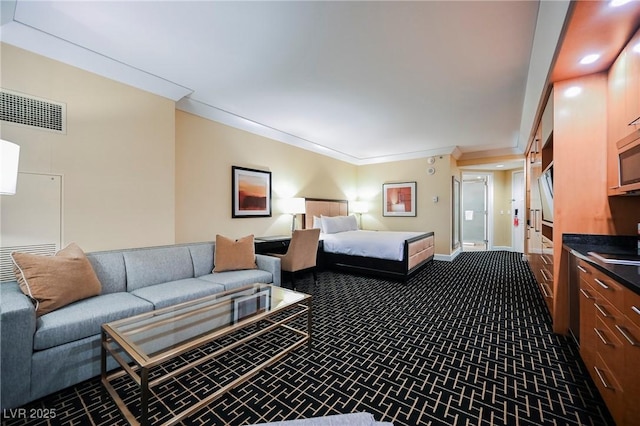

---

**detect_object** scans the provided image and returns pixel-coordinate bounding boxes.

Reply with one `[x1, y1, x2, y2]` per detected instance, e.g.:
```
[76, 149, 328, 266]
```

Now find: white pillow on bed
[321, 215, 358, 234]
[313, 216, 324, 232]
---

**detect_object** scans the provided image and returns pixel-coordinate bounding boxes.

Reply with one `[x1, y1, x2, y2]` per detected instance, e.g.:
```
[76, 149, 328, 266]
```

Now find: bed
[304, 198, 434, 281]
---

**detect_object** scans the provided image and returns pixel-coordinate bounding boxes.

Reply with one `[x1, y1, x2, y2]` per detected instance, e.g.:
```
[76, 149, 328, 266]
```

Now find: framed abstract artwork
[383, 182, 416, 216]
[232, 166, 272, 218]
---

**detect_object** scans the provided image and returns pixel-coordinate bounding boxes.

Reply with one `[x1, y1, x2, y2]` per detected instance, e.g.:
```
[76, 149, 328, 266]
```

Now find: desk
[254, 236, 290, 254]
[255, 236, 325, 269]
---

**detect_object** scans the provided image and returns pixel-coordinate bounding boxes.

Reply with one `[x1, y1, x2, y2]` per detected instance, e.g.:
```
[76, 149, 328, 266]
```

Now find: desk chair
[270, 228, 321, 289]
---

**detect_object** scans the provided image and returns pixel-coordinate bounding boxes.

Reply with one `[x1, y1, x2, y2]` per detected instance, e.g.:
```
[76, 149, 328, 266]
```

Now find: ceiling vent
[0, 89, 66, 134]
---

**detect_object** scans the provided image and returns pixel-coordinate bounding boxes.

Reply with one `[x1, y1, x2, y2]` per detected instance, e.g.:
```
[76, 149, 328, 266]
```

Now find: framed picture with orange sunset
[232, 166, 272, 218]
[383, 181, 416, 217]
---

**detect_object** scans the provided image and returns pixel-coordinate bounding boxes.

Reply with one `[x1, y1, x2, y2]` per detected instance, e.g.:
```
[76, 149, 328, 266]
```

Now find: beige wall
[357, 155, 458, 256]
[175, 110, 357, 243]
[1, 44, 176, 251]
[2, 44, 461, 256]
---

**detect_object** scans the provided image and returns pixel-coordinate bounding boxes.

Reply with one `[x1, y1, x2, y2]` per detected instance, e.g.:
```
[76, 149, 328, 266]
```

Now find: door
[462, 176, 488, 251]
[0, 172, 62, 282]
[512, 171, 525, 253]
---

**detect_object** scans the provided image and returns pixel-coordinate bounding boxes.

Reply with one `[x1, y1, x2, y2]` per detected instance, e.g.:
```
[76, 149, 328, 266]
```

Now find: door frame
[461, 172, 493, 250]
[511, 170, 525, 253]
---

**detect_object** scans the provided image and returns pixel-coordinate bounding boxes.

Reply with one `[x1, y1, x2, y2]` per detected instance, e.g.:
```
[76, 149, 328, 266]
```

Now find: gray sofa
[0, 241, 281, 410]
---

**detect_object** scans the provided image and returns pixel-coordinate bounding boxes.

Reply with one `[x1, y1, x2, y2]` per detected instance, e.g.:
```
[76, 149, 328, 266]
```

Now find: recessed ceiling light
[610, 0, 632, 7]
[633, 43, 640, 53]
[580, 54, 600, 65]
[496, 164, 504, 168]
[564, 86, 582, 98]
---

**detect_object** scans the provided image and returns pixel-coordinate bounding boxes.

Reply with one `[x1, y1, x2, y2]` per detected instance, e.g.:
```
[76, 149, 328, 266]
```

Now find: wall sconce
[282, 197, 306, 232]
[351, 200, 369, 229]
[1, 139, 20, 195]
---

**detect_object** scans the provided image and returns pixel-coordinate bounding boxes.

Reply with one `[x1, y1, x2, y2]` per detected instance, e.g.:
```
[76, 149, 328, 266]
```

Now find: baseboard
[434, 247, 462, 262]
[493, 246, 514, 251]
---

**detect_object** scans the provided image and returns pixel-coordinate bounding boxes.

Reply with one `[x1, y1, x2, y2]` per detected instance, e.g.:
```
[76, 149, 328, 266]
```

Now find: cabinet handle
[540, 283, 551, 298]
[593, 366, 615, 390]
[541, 256, 549, 265]
[577, 265, 588, 274]
[580, 288, 594, 300]
[540, 269, 550, 282]
[615, 325, 640, 346]
[594, 303, 611, 318]
[594, 328, 612, 346]
[632, 306, 640, 316]
[594, 278, 609, 290]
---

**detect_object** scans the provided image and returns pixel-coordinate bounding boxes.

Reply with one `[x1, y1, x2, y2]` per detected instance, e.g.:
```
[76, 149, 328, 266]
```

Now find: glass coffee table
[101, 284, 311, 426]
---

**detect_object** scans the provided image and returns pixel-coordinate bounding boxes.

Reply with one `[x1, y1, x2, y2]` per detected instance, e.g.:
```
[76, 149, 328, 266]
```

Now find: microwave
[617, 130, 640, 194]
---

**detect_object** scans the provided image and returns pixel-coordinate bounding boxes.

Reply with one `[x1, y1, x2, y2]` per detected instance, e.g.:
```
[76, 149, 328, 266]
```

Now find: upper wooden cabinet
[541, 93, 554, 148]
[608, 27, 640, 195]
[625, 29, 640, 128]
[609, 27, 640, 146]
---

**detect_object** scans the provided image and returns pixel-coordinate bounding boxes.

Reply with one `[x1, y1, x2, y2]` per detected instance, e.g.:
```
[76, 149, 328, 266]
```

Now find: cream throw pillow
[213, 234, 258, 272]
[11, 243, 102, 317]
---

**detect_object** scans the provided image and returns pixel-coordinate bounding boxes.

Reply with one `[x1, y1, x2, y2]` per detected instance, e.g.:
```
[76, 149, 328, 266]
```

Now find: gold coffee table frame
[101, 284, 311, 426]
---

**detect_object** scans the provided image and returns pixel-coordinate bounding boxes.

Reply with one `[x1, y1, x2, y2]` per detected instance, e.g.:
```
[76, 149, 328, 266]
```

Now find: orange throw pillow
[11, 243, 102, 317]
[213, 234, 257, 272]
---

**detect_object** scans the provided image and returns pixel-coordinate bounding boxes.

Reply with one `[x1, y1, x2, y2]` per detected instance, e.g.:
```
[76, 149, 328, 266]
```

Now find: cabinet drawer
[593, 353, 624, 424]
[593, 297, 622, 332]
[626, 289, 640, 329]
[576, 260, 625, 306]
[579, 279, 597, 366]
[594, 316, 625, 383]
[620, 317, 640, 424]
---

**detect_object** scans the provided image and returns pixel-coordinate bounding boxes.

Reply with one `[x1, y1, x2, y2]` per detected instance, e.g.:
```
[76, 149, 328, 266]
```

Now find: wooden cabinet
[609, 27, 640, 195]
[578, 274, 597, 367]
[576, 258, 640, 425]
[625, 29, 640, 128]
[526, 91, 554, 315]
[539, 237, 553, 311]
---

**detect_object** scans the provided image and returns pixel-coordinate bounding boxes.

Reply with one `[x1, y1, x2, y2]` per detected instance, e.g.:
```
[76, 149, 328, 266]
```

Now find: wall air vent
[0, 244, 57, 283]
[0, 89, 66, 134]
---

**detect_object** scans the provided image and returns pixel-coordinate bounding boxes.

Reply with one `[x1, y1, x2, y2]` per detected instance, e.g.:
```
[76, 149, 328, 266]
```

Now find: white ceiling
[0, 1, 570, 165]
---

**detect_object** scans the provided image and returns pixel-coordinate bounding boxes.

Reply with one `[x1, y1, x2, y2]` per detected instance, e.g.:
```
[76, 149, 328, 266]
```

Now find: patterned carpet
[2, 251, 614, 426]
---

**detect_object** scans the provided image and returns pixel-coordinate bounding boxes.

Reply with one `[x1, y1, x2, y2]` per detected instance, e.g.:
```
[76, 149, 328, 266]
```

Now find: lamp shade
[0, 140, 20, 195]
[282, 197, 306, 215]
[351, 201, 369, 214]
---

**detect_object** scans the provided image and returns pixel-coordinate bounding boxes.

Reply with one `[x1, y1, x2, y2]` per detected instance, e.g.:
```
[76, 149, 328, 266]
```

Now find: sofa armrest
[256, 254, 281, 287]
[1, 282, 36, 409]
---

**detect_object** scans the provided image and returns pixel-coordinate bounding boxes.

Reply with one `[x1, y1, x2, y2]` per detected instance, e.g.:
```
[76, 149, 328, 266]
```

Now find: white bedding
[321, 230, 425, 261]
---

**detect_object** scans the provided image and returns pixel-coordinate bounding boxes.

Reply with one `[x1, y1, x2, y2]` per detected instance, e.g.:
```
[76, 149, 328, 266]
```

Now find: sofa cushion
[12, 243, 102, 317]
[86, 251, 126, 294]
[124, 246, 194, 291]
[197, 269, 273, 291]
[213, 234, 257, 272]
[34, 292, 153, 350]
[188, 243, 215, 277]
[131, 278, 226, 309]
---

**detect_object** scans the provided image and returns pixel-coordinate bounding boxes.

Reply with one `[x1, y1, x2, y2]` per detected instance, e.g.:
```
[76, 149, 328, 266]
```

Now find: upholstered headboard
[304, 199, 349, 229]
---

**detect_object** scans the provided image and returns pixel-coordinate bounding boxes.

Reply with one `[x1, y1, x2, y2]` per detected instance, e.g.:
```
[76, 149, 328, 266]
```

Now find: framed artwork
[232, 166, 272, 218]
[383, 182, 416, 216]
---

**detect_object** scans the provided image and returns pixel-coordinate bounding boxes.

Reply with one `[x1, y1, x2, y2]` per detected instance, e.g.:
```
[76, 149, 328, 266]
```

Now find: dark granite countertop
[563, 234, 640, 295]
